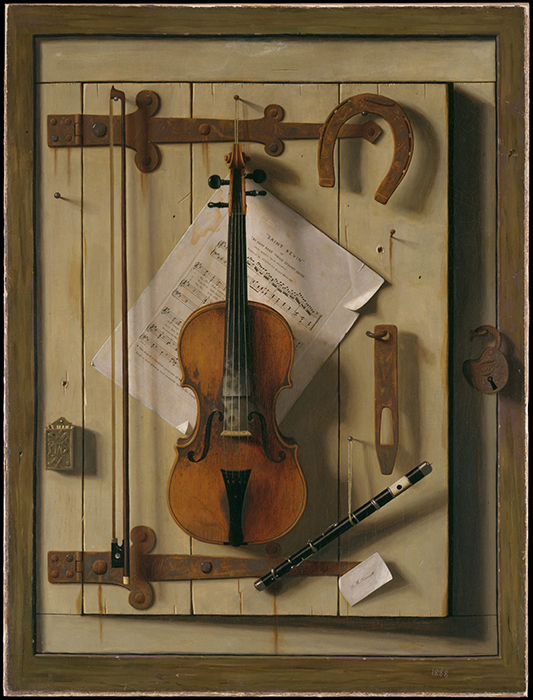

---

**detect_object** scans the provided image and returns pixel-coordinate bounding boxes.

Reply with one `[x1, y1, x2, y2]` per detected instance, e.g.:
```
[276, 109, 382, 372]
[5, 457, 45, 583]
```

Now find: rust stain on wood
[68, 257, 82, 323]
[97, 585, 104, 643]
[272, 593, 278, 655]
[201, 141, 210, 175]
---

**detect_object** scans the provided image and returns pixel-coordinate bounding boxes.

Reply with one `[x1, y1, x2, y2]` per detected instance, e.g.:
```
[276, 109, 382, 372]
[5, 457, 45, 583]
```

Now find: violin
[167, 144, 307, 546]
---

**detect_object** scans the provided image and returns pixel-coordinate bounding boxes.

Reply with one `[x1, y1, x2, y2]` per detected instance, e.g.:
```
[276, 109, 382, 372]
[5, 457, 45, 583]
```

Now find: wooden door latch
[367, 325, 399, 475]
[47, 90, 414, 202]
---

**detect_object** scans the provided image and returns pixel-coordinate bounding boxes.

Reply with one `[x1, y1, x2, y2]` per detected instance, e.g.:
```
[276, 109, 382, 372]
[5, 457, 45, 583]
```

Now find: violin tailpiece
[221, 469, 252, 547]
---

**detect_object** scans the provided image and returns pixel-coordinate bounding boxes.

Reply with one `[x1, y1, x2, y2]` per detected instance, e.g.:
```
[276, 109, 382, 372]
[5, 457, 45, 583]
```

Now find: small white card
[338, 552, 393, 606]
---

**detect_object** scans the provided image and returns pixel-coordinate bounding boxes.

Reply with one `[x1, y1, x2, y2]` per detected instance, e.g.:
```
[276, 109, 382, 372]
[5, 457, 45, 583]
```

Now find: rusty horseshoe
[318, 94, 414, 204]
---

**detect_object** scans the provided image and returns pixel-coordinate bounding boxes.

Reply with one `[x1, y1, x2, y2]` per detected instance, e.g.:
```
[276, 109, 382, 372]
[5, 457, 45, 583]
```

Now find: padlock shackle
[469, 324, 502, 350]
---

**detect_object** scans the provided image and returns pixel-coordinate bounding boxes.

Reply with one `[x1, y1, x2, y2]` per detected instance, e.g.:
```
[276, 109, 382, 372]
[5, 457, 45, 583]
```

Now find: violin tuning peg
[245, 190, 267, 197]
[208, 175, 230, 189]
[245, 169, 267, 184]
[208, 202, 229, 209]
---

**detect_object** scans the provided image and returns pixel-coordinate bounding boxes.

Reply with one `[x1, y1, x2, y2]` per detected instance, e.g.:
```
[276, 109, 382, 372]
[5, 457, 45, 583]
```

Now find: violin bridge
[222, 395, 253, 436]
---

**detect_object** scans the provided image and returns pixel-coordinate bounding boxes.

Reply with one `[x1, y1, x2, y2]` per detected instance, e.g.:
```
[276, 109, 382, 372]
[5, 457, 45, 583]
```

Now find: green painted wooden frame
[5, 4, 527, 695]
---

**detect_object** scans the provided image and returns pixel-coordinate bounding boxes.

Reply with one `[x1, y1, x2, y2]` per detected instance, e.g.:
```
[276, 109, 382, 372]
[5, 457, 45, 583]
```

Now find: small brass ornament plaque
[45, 417, 74, 471]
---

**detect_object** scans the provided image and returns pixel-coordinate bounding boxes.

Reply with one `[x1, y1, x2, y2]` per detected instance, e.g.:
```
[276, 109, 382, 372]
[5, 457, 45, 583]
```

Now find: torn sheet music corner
[92, 189, 384, 430]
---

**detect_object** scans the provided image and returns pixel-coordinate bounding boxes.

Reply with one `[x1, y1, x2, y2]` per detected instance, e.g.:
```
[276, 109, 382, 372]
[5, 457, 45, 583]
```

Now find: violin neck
[223, 167, 251, 407]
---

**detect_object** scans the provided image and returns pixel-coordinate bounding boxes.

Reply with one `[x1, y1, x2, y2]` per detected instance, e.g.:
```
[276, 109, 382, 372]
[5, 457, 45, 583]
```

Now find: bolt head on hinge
[92, 122, 107, 138]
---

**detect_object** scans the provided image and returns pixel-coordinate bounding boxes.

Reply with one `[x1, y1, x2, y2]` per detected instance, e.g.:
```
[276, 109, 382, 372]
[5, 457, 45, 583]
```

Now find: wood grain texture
[190, 81, 341, 617]
[36, 37, 496, 84]
[338, 82, 449, 618]
[81, 82, 193, 616]
[35, 83, 84, 616]
[37, 611, 497, 656]
[450, 83, 498, 617]
[5, 3, 526, 695]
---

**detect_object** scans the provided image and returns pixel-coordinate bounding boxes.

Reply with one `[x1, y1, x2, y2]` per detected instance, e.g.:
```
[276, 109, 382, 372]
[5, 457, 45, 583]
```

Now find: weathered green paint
[5, 3, 526, 694]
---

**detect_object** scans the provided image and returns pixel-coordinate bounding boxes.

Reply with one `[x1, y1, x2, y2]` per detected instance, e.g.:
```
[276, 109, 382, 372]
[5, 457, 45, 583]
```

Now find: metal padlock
[462, 325, 509, 394]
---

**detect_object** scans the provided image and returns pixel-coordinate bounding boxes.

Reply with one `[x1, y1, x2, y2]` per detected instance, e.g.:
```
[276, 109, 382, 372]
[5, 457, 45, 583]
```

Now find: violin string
[241, 170, 251, 478]
[237, 184, 242, 475]
[233, 170, 239, 466]
[235, 98, 249, 493]
[222, 160, 231, 477]
[234, 100, 242, 478]
[239, 169, 245, 477]
[243, 184, 250, 480]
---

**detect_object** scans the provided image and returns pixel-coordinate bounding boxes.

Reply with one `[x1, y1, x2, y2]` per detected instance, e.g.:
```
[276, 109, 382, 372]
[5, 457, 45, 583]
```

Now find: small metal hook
[366, 330, 389, 340]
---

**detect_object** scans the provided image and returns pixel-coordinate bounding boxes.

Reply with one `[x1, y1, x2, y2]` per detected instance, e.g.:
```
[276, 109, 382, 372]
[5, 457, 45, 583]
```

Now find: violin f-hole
[248, 411, 286, 463]
[187, 411, 223, 463]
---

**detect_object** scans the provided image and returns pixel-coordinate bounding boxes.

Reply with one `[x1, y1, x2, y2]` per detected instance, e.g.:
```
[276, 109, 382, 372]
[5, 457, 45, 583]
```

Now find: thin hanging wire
[234, 94, 239, 145]
[234, 96, 241, 455]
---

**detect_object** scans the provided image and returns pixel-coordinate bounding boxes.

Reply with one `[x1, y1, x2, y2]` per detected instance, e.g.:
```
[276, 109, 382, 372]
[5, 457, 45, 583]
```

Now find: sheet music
[92, 188, 383, 432]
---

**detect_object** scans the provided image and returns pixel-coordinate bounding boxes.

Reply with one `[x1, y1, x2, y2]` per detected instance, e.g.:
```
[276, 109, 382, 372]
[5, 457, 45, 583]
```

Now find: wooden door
[36, 40, 453, 637]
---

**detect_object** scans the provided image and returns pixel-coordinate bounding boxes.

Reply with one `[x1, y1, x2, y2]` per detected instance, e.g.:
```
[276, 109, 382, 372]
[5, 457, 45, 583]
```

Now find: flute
[254, 461, 432, 591]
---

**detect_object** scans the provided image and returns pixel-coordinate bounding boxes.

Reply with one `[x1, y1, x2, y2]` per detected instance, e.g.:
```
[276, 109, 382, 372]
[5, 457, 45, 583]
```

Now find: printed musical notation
[92, 189, 383, 429]
[249, 259, 322, 331]
[171, 261, 225, 310]
[133, 307, 183, 384]
[209, 240, 322, 331]
[131, 234, 321, 391]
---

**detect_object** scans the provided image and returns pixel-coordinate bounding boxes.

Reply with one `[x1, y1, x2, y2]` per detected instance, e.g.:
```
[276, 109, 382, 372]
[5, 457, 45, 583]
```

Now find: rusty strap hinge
[48, 550, 83, 583]
[48, 89, 382, 173]
[48, 526, 359, 610]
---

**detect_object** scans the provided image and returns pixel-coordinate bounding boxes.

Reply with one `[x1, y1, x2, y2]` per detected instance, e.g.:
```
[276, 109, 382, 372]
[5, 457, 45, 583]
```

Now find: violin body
[167, 300, 307, 545]
[167, 143, 306, 545]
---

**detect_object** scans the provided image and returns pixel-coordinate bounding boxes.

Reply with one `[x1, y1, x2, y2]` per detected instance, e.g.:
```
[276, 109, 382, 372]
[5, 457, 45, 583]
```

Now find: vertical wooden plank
[35, 82, 84, 616]
[190, 82, 341, 616]
[338, 83, 449, 616]
[82, 82, 193, 615]
[450, 83, 497, 616]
